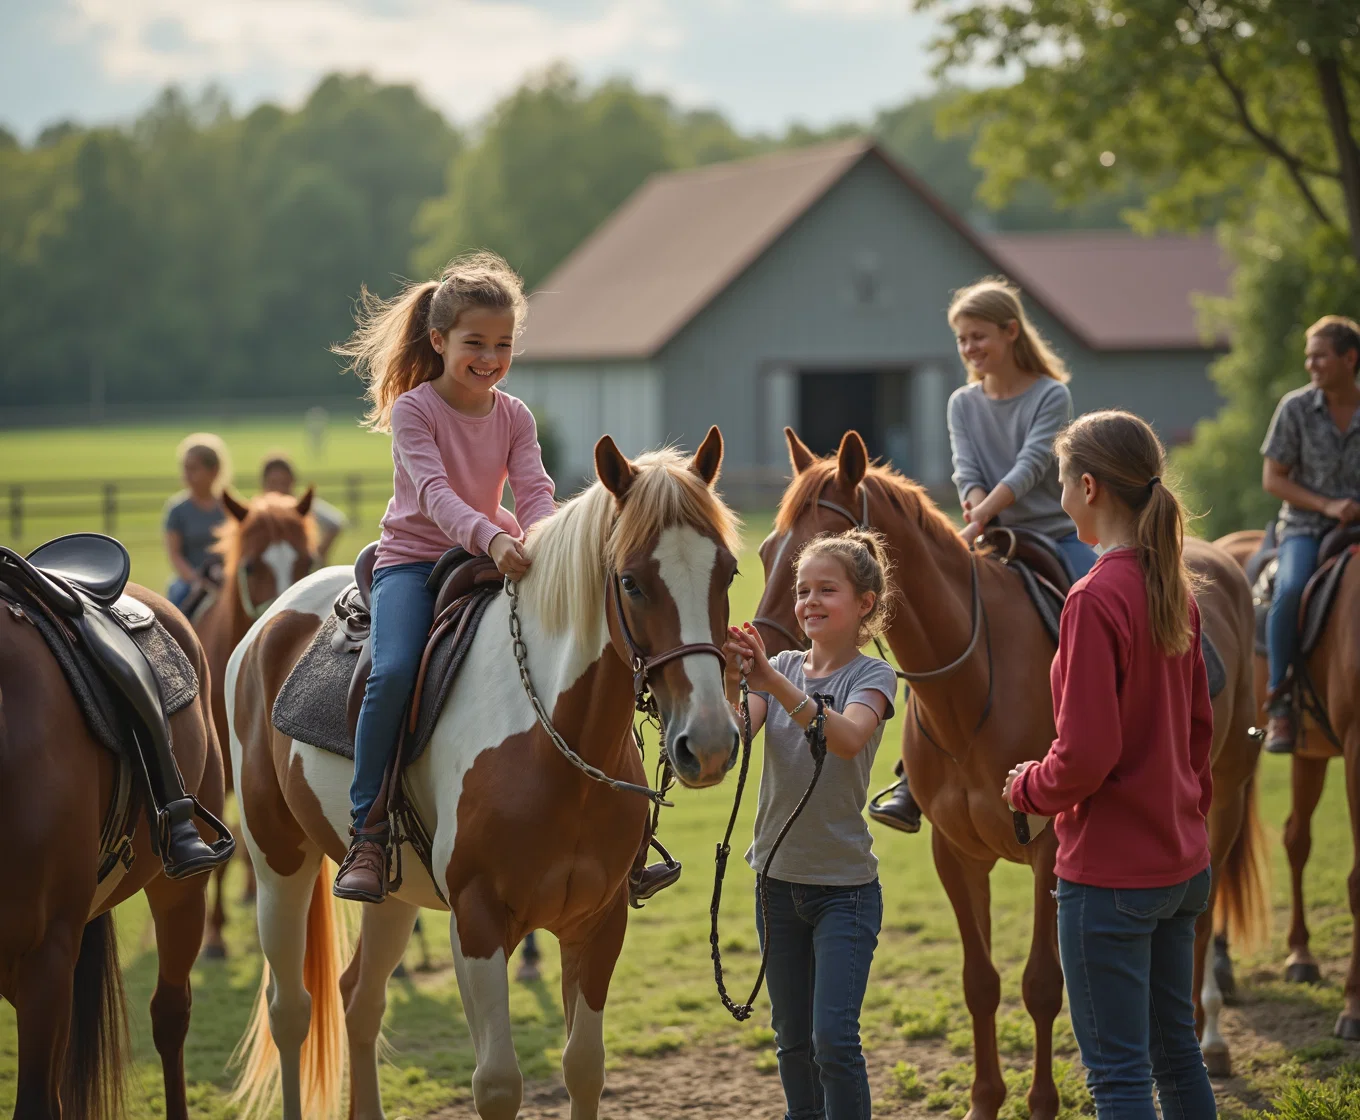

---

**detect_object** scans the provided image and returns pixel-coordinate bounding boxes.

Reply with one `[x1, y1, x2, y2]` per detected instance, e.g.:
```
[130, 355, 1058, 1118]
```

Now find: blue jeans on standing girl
[350, 560, 436, 827]
[1057, 867, 1215, 1119]
[756, 877, 882, 1120]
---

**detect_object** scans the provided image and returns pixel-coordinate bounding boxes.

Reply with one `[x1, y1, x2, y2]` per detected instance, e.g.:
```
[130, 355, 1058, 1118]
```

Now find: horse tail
[1216, 768, 1271, 952]
[232, 858, 350, 1119]
[63, 911, 130, 1120]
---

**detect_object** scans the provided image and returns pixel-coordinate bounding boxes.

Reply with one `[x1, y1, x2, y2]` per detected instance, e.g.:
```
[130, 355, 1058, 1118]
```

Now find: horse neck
[878, 503, 990, 734]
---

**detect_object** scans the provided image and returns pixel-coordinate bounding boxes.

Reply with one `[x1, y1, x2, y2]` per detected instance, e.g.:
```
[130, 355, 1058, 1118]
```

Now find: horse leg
[450, 910, 522, 1120]
[1337, 743, 1360, 1040]
[1022, 845, 1062, 1120]
[201, 859, 230, 960]
[144, 872, 208, 1120]
[932, 828, 1004, 1120]
[1284, 755, 1329, 984]
[341, 897, 420, 1120]
[1198, 769, 1249, 1078]
[256, 850, 325, 1120]
[11, 922, 80, 1120]
[559, 894, 628, 1120]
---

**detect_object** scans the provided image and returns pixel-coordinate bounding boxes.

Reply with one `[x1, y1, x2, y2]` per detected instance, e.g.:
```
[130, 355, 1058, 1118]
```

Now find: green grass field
[2, 419, 1359, 1117]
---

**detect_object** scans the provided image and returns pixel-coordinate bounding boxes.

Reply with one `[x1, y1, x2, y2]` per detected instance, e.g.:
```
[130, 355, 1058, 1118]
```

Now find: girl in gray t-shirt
[724, 529, 898, 1120]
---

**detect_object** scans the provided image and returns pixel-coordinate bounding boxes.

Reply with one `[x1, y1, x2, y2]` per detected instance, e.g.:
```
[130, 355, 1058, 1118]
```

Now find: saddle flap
[1317, 522, 1360, 568]
[1299, 544, 1355, 657]
[431, 552, 502, 617]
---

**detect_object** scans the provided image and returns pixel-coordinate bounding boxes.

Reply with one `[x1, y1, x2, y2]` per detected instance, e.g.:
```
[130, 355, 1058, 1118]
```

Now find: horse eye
[620, 574, 640, 595]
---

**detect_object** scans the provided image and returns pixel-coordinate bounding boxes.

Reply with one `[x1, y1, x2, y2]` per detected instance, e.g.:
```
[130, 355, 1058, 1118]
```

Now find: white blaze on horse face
[261, 540, 299, 601]
[652, 525, 730, 722]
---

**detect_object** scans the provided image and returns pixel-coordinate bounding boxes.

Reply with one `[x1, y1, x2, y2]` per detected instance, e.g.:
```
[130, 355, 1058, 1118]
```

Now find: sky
[0, 0, 973, 142]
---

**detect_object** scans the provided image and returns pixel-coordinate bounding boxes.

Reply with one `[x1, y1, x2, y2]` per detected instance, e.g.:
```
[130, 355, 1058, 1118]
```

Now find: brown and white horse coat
[226, 433, 741, 1120]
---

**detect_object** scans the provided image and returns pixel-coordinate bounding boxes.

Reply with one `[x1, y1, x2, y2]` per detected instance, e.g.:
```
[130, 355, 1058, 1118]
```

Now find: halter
[236, 551, 314, 621]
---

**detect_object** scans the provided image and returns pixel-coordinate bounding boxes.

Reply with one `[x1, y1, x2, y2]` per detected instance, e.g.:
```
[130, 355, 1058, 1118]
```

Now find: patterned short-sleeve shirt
[1261, 385, 1360, 539]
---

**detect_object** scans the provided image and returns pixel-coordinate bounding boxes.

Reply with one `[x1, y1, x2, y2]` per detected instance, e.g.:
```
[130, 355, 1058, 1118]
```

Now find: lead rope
[710, 680, 831, 1021]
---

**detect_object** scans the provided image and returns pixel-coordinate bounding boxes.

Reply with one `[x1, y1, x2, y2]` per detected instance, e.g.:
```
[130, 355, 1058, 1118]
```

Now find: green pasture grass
[1, 422, 1358, 1115]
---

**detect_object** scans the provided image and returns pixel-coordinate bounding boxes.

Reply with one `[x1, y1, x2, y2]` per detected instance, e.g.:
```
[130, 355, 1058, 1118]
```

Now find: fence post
[103, 482, 117, 535]
[347, 474, 361, 525]
[8, 485, 20, 541]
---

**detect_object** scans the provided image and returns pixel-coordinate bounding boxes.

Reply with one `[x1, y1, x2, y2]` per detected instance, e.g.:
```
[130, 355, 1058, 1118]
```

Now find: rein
[505, 571, 726, 805]
[236, 562, 275, 621]
[710, 681, 831, 1021]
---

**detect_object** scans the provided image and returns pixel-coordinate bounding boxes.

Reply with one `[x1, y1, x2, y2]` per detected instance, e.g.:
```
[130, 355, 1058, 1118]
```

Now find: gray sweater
[947, 377, 1075, 540]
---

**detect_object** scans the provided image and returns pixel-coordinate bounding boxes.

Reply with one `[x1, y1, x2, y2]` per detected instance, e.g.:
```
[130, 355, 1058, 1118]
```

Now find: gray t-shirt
[746, 650, 898, 886]
[947, 377, 1076, 540]
[163, 493, 225, 572]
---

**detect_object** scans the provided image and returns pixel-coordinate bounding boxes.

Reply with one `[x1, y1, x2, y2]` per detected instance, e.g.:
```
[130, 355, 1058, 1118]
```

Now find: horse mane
[773, 458, 963, 555]
[520, 447, 742, 637]
[212, 493, 317, 570]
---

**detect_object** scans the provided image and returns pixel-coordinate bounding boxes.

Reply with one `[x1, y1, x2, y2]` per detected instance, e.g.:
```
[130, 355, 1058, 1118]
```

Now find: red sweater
[1010, 548, 1213, 888]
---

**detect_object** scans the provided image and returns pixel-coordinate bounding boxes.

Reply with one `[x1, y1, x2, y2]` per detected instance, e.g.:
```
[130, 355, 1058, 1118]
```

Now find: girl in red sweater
[1003, 410, 1215, 1120]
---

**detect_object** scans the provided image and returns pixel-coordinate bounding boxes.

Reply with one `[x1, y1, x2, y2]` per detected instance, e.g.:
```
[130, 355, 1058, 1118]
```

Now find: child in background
[725, 529, 899, 1120]
[1005, 410, 1215, 1120]
[163, 433, 228, 609]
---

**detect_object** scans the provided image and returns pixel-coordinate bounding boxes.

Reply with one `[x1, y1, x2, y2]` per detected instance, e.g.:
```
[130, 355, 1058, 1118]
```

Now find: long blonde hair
[948, 277, 1070, 384]
[1055, 410, 1197, 656]
[334, 251, 528, 432]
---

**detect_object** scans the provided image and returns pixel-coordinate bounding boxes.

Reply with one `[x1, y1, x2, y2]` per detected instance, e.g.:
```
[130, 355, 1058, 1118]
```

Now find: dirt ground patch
[428, 958, 1360, 1118]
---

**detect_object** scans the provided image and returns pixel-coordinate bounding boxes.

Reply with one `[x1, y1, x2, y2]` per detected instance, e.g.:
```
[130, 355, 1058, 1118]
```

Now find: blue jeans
[167, 579, 192, 608]
[1058, 868, 1215, 1120]
[756, 878, 882, 1120]
[351, 561, 436, 826]
[1056, 532, 1098, 582]
[1266, 533, 1320, 700]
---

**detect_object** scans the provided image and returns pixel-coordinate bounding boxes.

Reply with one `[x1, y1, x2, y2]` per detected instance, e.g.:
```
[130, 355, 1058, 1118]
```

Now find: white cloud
[65, 0, 685, 120]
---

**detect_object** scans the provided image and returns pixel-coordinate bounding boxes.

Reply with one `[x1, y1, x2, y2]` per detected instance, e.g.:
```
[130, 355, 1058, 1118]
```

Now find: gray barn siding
[658, 155, 1222, 479]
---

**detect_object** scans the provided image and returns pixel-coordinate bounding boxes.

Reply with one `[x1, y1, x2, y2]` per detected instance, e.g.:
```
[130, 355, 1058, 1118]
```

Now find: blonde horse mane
[517, 447, 742, 637]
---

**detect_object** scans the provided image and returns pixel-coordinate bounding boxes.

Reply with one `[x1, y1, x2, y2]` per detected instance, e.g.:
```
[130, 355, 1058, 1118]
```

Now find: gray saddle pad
[271, 586, 499, 763]
[19, 601, 198, 757]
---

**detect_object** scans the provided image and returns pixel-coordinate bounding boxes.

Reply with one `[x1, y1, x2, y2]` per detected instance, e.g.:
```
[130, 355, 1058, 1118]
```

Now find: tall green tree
[917, 1, 1360, 256]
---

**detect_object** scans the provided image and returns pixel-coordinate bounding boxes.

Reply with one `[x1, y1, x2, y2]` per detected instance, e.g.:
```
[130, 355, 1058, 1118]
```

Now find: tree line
[0, 67, 1139, 414]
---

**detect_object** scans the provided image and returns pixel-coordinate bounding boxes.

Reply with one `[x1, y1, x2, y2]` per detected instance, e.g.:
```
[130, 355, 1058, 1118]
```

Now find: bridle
[753, 483, 987, 687]
[506, 568, 731, 806]
[235, 543, 314, 621]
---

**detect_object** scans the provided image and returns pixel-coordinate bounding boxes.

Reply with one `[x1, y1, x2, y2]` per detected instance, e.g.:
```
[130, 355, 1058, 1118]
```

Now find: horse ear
[595, 435, 637, 499]
[690, 426, 723, 487]
[223, 490, 249, 521]
[835, 431, 868, 490]
[295, 486, 314, 517]
[785, 427, 816, 475]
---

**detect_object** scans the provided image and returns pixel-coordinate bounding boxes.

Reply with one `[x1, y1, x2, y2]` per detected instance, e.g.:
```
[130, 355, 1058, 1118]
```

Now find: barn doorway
[796, 368, 912, 467]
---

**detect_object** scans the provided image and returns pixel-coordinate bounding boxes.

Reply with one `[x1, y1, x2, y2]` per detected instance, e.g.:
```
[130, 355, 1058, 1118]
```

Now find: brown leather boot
[1264, 711, 1295, 755]
[333, 823, 389, 903]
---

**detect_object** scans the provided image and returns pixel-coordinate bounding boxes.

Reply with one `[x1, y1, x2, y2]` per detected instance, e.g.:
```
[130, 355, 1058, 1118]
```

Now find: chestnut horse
[0, 585, 225, 1120]
[196, 489, 315, 957]
[1216, 527, 1360, 1038]
[755, 430, 1267, 1117]
[226, 433, 742, 1120]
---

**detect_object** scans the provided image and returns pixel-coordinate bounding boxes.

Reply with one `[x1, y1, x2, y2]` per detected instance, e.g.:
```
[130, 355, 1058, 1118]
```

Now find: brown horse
[1216, 527, 1360, 1036]
[0, 585, 225, 1120]
[195, 489, 315, 957]
[755, 430, 1267, 1117]
[226, 433, 742, 1120]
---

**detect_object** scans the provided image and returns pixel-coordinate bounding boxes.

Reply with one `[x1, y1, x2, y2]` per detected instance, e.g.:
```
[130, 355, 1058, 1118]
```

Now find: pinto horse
[0, 586, 225, 1120]
[226, 432, 742, 1120]
[195, 489, 315, 957]
[755, 430, 1267, 1118]
[1216, 527, 1360, 1038]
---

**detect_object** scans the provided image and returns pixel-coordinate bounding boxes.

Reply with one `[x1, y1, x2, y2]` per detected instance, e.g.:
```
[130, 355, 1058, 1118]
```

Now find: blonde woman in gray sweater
[870, 277, 1094, 834]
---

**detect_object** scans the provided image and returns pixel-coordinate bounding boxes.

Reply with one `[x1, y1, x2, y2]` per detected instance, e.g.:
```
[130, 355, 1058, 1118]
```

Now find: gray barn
[510, 139, 1229, 498]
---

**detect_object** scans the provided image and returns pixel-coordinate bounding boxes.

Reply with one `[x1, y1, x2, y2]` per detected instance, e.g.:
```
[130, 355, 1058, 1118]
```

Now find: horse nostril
[671, 733, 696, 774]
[726, 730, 739, 770]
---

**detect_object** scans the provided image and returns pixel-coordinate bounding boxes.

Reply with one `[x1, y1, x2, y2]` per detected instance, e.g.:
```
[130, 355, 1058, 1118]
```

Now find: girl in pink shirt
[331, 251, 556, 902]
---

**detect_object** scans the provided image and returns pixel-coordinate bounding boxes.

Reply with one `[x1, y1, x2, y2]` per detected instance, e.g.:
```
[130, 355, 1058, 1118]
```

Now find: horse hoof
[1286, 961, 1322, 984]
[1336, 1014, 1360, 1042]
[1202, 1045, 1232, 1079]
[200, 942, 227, 961]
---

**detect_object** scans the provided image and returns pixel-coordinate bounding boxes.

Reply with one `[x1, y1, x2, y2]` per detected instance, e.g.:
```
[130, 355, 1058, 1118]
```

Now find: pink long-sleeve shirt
[375, 382, 556, 569]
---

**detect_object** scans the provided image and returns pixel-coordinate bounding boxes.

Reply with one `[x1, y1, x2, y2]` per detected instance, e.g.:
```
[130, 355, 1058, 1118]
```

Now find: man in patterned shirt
[1260, 315, 1360, 753]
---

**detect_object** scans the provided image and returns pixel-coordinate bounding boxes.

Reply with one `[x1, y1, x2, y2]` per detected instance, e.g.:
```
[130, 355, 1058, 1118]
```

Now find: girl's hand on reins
[727, 623, 777, 692]
[1002, 760, 1038, 810]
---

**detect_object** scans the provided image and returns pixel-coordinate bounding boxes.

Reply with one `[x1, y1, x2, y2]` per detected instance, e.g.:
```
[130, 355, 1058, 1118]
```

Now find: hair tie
[1147, 476, 1161, 494]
